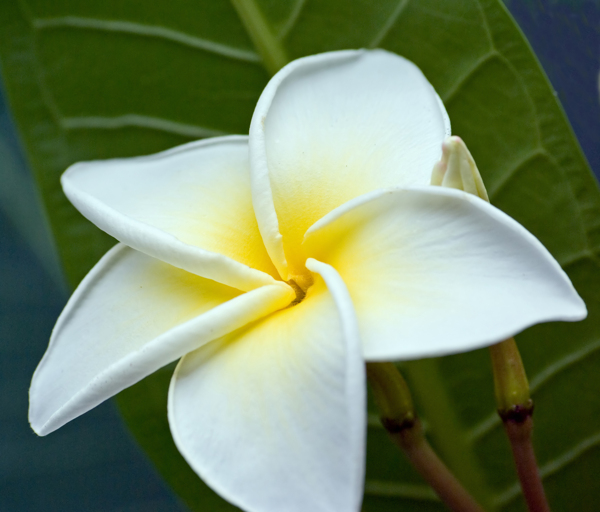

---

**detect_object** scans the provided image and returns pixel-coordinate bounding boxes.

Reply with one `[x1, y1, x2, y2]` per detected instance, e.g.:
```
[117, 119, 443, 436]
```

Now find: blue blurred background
[1, 1, 598, 510]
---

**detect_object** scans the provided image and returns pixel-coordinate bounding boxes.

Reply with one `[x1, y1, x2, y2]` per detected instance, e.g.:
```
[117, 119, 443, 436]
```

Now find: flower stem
[503, 416, 550, 512]
[367, 363, 486, 512]
[391, 419, 485, 512]
[488, 338, 551, 512]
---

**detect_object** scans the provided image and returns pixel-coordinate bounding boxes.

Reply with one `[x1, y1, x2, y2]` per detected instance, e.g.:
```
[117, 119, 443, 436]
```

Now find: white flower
[29, 50, 586, 512]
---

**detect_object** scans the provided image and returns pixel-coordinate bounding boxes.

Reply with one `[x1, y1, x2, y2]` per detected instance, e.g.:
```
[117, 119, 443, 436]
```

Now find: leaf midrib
[229, 0, 289, 75]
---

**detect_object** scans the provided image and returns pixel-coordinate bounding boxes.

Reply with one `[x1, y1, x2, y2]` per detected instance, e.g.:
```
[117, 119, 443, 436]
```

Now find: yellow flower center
[286, 276, 313, 307]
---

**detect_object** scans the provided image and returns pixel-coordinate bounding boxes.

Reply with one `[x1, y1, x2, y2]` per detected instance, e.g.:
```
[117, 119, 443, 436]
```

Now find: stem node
[498, 399, 534, 424]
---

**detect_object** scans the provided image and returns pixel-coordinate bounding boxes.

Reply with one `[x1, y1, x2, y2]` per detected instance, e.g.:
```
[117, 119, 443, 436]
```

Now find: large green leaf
[2, 0, 599, 510]
[0, 97, 65, 290]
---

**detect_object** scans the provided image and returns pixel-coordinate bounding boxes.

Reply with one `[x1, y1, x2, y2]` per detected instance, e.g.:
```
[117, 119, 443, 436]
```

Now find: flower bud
[431, 136, 489, 202]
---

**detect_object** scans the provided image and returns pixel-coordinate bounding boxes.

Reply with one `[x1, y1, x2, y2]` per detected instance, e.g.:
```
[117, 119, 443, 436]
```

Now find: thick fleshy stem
[489, 338, 550, 512]
[367, 363, 486, 512]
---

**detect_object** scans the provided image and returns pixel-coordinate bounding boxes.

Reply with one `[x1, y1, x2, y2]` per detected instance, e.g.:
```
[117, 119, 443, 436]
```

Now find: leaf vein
[367, 0, 410, 48]
[32, 16, 261, 63]
[60, 115, 226, 139]
[561, 250, 600, 269]
[470, 2, 544, 147]
[487, 149, 548, 200]
[529, 338, 600, 393]
[441, 51, 499, 105]
[493, 432, 600, 508]
[468, 338, 600, 443]
[277, 0, 307, 41]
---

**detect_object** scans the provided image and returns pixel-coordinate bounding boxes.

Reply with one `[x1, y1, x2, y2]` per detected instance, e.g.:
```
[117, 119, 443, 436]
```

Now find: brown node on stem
[498, 399, 534, 424]
[381, 413, 416, 434]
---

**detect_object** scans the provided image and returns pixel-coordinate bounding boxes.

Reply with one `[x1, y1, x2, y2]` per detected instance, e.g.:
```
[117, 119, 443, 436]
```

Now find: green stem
[488, 338, 531, 416]
[229, 0, 289, 75]
[367, 363, 486, 512]
[489, 338, 551, 512]
[366, 362, 414, 429]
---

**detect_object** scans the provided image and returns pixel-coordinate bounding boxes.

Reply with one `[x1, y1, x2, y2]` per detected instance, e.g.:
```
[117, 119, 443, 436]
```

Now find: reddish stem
[503, 416, 551, 512]
[390, 420, 486, 512]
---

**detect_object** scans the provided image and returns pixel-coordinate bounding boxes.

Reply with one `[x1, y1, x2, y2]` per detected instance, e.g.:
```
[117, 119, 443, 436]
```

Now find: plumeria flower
[29, 50, 585, 512]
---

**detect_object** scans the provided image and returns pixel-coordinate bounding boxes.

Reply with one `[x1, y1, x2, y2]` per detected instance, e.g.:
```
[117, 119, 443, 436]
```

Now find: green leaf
[2, 0, 599, 511]
[0, 100, 65, 290]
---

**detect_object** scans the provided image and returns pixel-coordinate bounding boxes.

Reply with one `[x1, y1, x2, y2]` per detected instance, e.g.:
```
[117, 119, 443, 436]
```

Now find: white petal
[249, 49, 450, 281]
[304, 187, 586, 360]
[29, 244, 293, 435]
[62, 136, 279, 291]
[168, 261, 365, 512]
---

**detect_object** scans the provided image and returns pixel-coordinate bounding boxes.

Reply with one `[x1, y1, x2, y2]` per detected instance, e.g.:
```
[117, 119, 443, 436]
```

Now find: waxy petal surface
[169, 261, 365, 512]
[250, 49, 450, 280]
[30, 244, 293, 435]
[63, 136, 279, 291]
[304, 187, 587, 360]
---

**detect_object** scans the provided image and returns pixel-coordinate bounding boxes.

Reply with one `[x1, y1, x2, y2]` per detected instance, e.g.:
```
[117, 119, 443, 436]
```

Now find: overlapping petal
[169, 260, 365, 512]
[249, 49, 451, 281]
[304, 187, 587, 360]
[62, 136, 279, 291]
[30, 244, 293, 435]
